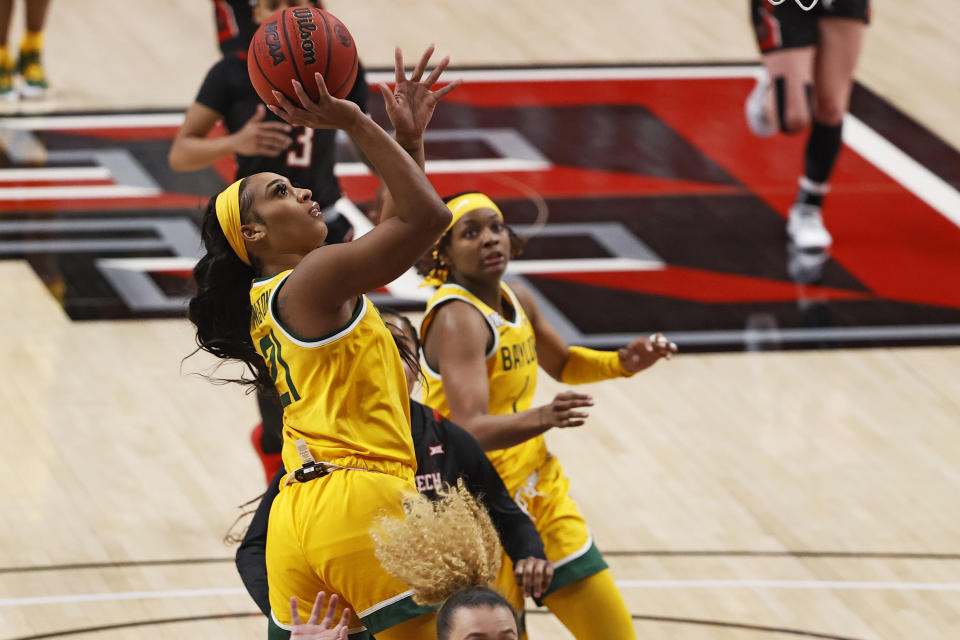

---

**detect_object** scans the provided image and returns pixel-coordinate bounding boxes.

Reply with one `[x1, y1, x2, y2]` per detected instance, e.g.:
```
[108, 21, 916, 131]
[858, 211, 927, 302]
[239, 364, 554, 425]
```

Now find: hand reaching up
[268, 73, 363, 132]
[378, 44, 461, 149]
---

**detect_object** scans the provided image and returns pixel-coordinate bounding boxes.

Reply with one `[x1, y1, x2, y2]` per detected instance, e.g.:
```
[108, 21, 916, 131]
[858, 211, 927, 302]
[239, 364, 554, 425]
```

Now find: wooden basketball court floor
[2, 1, 960, 639]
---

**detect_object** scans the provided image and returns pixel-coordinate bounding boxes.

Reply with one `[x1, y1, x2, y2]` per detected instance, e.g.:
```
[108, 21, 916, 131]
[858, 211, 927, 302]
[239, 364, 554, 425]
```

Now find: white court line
[0, 587, 247, 607]
[0, 167, 111, 181]
[335, 158, 552, 176]
[96, 257, 198, 272]
[616, 579, 960, 591]
[7, 579, 960, 607]
[508, 258, 664, 274]
[0, 185, 160, 200]
[365, 66, 762, 84]
[0, 113, 186, 130]
[0, 67, 762, 131]
[843, 113, 960, 231]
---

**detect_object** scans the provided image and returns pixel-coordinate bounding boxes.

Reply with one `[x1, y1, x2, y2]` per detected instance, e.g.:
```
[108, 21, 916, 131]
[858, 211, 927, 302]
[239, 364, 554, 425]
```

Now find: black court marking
[526, 610, 866, 640]
[600, 550, 960, 560]
[5, 549, 960, 574]
[6, 611, 866, 640]
[0, 557, 234, 574]
[5, 612, 261, 640]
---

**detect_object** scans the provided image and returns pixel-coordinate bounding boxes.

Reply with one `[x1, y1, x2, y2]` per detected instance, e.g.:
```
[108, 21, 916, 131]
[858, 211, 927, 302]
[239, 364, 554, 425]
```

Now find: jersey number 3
[286, 127, 313, 167]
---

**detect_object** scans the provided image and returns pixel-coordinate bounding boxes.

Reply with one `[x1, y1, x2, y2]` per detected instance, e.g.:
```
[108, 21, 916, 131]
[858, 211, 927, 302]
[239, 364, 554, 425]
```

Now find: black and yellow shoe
[16, 48, 48, 98]
[0, 58, 16, 101]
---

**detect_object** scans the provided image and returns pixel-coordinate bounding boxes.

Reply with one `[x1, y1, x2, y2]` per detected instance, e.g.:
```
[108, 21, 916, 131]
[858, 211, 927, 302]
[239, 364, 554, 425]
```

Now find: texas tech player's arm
[442, 417, 554, 597]
[168, 56, 293, 172]
[235, 466, 284, 617]
[442, 418, 545, 562]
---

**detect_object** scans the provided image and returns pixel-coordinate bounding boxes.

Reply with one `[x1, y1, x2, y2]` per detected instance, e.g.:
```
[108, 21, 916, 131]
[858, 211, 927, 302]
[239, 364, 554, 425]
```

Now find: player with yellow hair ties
[188, 46, 460, 639]
[419, 193, 677, 639]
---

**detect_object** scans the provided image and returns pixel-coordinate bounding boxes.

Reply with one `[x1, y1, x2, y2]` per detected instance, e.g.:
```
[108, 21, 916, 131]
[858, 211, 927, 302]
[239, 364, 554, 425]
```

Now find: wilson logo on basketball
[292, 7, 318, 66]
[263, 20, 285, 65]
[334, 24, 351, 48]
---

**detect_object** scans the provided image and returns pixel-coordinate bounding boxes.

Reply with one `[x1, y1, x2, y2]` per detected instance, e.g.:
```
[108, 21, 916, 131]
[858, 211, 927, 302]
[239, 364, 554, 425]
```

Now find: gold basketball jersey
[250, 271, 415, 481]
[421, 282, 545, 491]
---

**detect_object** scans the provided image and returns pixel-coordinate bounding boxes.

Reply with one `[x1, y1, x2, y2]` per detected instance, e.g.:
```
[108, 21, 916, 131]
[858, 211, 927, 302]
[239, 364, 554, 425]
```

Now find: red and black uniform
[751, 0, 871, 53]
[214, 0, 325, 56]
[195, 51, 368, 216]
[236, 399, 547, 618]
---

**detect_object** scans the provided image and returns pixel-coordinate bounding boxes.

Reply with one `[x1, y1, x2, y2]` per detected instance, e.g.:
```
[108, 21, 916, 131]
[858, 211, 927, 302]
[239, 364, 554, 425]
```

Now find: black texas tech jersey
[196, 51, 369, 209]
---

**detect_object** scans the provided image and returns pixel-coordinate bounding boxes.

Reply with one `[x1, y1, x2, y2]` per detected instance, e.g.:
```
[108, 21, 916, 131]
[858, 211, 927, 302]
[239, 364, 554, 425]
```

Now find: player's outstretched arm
[429, 301, 593, 451]
[446, 419, 553, 598]
[268, 70, 451, 313]
[376, 44, 461, 225]
[512, 281, 677, 382]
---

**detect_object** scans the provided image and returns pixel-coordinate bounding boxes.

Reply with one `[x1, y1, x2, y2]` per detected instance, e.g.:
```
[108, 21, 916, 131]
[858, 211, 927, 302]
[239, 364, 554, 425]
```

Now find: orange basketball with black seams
[247, 7, 359, 105]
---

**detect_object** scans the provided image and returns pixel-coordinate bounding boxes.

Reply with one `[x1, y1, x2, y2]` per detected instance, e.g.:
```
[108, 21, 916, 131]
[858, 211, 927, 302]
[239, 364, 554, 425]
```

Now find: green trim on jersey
[268, 616, 289, 640]
[269, 274, 365, 343]
[544, 540, 608, 596]
[268, 616, 372, 639]
[361, 594, 436, 634]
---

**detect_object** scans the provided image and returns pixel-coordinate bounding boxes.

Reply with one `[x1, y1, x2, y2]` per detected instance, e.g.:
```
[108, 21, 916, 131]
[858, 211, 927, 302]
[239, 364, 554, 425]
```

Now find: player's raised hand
[233, 104, 292, 157]
[378, 44, 461, 149]
[618, 333, 678, 373]
[268, 73, 363, 131]
[290, 592, 351, 640]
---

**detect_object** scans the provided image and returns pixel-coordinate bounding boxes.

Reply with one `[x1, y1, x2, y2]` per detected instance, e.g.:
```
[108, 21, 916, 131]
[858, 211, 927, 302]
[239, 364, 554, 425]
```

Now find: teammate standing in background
[418, 193, 676, 639]
[0, 0, 51, 99]
[188, 46, 459, 638]
[746, 0, 870, 250]
[174, 0, 368, 483]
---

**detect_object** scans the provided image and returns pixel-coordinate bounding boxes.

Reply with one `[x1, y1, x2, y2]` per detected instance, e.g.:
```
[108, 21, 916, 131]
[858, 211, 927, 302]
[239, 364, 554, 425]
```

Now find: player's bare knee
[782, 114, 810, 135]
[814, 105, 845, 127]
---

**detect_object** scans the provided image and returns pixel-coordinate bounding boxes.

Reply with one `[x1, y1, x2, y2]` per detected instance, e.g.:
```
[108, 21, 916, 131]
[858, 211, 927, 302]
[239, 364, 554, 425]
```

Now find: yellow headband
[421, 192, 503, 287]
[444, 192, 503, 231]
[215, 179, 251, 266]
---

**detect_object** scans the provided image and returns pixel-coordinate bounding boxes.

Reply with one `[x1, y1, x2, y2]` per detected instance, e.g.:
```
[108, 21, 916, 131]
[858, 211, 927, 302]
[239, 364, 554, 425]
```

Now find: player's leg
[268, 471, 437, 639]
[526, 456, 635, 640]
[746, 0, 816, 136]
[790, 7, 868, 250]
[760, 48, 815, 134]
[18, 0, 51, 97]
[542, 569, 633, 640]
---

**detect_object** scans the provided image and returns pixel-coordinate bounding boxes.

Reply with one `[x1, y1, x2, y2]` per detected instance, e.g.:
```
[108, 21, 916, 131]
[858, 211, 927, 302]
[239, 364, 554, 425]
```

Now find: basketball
[247, 7, 359, 106]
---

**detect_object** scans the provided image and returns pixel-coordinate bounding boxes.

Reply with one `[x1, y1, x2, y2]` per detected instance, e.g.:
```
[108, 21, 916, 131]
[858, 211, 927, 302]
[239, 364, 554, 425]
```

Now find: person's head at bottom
[371, 482, 520, 640]
[437, 586, 519, 640]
